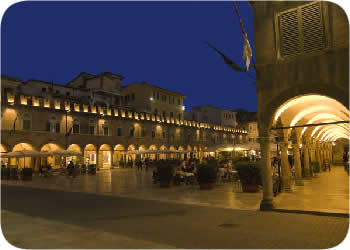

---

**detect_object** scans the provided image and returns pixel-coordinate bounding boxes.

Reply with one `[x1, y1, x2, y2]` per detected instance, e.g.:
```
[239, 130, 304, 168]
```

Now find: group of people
[135, 158, 151, 171]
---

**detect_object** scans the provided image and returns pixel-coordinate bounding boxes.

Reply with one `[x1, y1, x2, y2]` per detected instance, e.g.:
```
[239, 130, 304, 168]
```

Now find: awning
[0, 150, 51, 158]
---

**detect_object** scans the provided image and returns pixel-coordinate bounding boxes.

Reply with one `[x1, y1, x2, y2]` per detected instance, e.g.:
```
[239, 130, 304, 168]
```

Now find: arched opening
[126, 144, 136, 166]
[178, 146, 185, 160]
[40, 143, 63, 169]
[149, 145, 157, 160]
[84, 144, 97, 166]
[159, 145, 167, 160]
[260, 94, 349, 210]
[113, 144, 125, 167]
[99, 144, 112, 169]
[66, 144, 83, 165]
[10, 143, 35, 168]
[169, 145, 176, 159]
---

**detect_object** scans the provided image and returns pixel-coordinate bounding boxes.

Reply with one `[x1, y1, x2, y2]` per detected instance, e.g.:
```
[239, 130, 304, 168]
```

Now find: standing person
[136, 159, 142, 171]
[67, 160, 74, 176]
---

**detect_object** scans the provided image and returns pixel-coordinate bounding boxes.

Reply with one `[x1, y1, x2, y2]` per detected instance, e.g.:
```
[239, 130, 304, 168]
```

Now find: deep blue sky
[1, 1, 257, 111]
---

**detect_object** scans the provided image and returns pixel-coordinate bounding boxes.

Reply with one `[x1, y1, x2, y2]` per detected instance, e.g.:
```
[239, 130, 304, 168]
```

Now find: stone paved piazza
[2, 166, 349, 214]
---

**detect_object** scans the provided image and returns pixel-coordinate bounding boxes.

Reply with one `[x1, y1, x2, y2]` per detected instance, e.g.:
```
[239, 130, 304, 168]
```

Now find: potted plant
[236, 161, 261, 192]
[157, 163, 175, 188]
[311, 162, 320, 176]
[126, 160, 133, 168]
[1, 167, 10, 180]
[197, 164, 217, 190]
[22, 167, 33, 181]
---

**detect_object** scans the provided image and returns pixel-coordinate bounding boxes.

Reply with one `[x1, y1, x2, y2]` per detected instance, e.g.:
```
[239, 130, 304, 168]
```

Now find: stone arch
[159, 145, 167, 160]
[8, 143, 35, 168]
[113, 144, 125, 167]
[84, 144, 97, 165]
[98, 144, 112, 169]
[67, 144, 83, 165]
[40, 143, 63, 169]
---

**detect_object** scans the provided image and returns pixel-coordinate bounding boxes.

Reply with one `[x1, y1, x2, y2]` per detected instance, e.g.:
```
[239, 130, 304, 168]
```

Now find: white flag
[243, 36, 252, 70]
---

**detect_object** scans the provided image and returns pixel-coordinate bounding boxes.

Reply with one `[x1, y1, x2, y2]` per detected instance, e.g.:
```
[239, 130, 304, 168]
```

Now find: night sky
[1, 1, 257, 111]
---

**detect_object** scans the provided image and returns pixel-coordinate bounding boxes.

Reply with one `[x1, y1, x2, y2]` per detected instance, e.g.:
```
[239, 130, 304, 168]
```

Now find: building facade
[251, 1, 349, 209]
[1, 75, 247, 170]
[185, 106, 237, 128]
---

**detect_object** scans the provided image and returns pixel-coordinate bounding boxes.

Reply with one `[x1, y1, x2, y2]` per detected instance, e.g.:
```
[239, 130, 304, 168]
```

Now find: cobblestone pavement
[2, 166, 349, 214]
[1, 185, 349, 249]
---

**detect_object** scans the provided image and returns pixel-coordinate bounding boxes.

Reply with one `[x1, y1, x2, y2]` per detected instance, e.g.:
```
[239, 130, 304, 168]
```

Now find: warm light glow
[150, 97, 153, 101]
[44, 99, 50, 108]
[83, 104, 89, 112]
[235, 147, 243, 151]
[55, 100, 61, 110]
[20, 95, 27, 105]
[74, 104, 80, 112]
[227, 147, 233, 152]
[65, 102, 70, 111]
[91, 106, 97, 113]
[33, 97, 39, 106]
[182, 106, 185, 111]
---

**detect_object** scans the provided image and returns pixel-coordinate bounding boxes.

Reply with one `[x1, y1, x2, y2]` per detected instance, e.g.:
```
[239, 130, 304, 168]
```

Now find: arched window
[72, 119, 80, 134]
[89, 119, 95, 135]
[102, 121, 109, 136]
[129, 126, 134, 137]
[22, 113, 31, 131]
[141, 126, 146, 137]
[46, 116, 59, 133]
[151, 127, 156, 138]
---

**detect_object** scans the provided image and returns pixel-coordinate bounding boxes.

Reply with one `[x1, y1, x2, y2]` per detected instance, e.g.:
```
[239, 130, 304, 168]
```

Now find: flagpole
[232, 1, 256, 68]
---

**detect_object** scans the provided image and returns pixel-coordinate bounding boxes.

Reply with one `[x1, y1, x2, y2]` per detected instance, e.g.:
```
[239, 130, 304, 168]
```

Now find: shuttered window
[278, 2, 326, 58]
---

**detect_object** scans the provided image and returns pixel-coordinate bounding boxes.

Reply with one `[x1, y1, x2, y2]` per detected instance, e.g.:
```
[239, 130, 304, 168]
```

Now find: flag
[233, 1, 253, 70]
[205, 41, 246, 72]
[242, 34, 253, 70]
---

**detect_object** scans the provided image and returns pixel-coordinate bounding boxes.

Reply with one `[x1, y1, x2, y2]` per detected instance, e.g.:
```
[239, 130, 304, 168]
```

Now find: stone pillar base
[260, 199, 275, 210]
[295, 179, 304, 186]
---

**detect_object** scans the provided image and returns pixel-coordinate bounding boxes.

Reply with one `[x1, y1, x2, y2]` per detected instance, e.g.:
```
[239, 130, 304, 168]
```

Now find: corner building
[1, 74, 247, 170]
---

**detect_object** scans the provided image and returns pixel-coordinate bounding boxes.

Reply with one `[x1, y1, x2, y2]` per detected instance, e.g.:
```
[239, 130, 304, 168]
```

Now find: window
[23, 119, 31, 130]
[162, 111, 166, 118]
[170, 112, 174, 118]
[177, 99, 180, 105]
[89, 126, 95, 135]
[117, 128, 122, 136]
[55, 90, 60, 94]
[152, 128, 156, 138]
[156, 92, 159, 100]
[141, 127, 145, 137]
[46, 116, 57, 133]
[154, 108, 158, 116]
[103, 127, 109, 136]
[131, 93, 135, 101]
[72, 119, 80, 134]
[42, 88, 46, 92]
[55, 122, 60, 133]
[153, 91, 156, 99]
[178, 113, 182, 120]
[129, 127, 134, 137]
[278, 2, 326, 58]
[66, 92, 70, 96]
[162, 131, 166, 138]
[161, 95, 167, 102]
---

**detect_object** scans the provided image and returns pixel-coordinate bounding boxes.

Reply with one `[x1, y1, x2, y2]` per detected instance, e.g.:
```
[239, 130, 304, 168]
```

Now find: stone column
[280, 141, 292, 192]
[291, 129, 303, 186]
[316, 142, 322, 171]
[259, 136, 275, 210]
[303, 142, 311, 178]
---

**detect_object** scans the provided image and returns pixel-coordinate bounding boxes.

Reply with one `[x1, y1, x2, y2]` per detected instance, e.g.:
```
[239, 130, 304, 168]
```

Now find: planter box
[199, 182, 215, 190]
[160, 181, 171, 188]
[22, 168, 33, 181]
[1, 168, 10, 180]
[242, 184, 259, 193]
